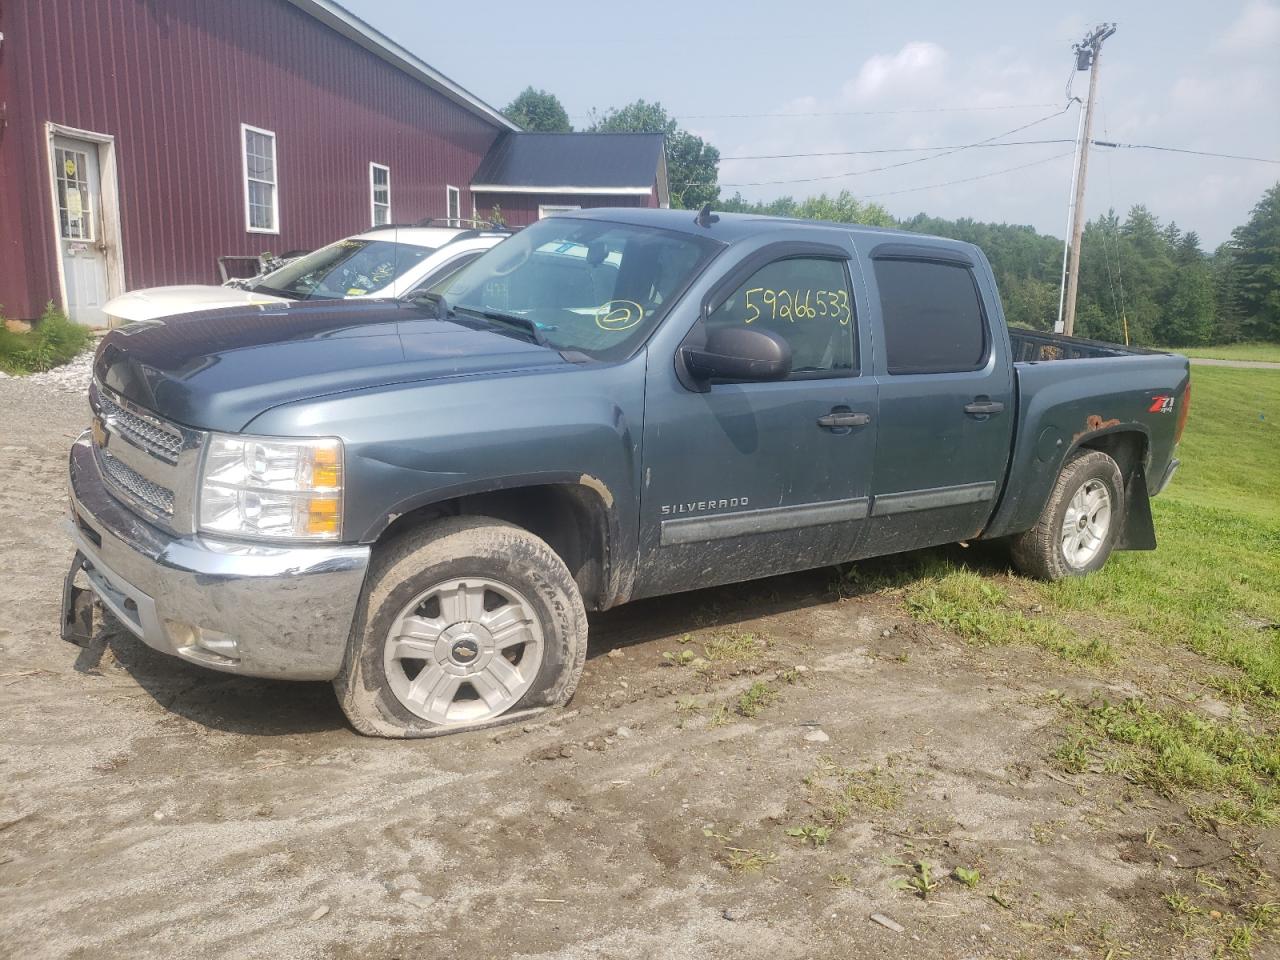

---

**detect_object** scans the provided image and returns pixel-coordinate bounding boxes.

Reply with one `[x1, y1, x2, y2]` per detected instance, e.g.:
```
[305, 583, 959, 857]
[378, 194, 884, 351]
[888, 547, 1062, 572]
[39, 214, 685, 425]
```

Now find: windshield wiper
[453, 305, 547, 346]
[409, 290, 451, 318]
[248, 283, 303, 300]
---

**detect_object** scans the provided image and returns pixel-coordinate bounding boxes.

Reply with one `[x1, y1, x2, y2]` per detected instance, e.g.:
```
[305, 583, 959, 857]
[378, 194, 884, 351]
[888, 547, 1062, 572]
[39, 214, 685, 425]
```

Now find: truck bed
[982, 330, 1190, 542]
[1008, 328, 1167, 363]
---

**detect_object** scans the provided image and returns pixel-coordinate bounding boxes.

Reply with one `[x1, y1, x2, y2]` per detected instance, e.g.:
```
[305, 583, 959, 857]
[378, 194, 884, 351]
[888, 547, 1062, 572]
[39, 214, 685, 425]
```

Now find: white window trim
[446, 184, 461, 226]
[370, 162, 391, 226]
[240, 122, 279, 235]
[538, 204, 581, 219]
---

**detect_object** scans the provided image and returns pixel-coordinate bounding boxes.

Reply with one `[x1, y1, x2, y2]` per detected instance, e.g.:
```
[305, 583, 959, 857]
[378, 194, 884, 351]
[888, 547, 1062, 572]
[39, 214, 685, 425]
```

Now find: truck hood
[103, 285, 289, 322]
[93, 299, 568, 432]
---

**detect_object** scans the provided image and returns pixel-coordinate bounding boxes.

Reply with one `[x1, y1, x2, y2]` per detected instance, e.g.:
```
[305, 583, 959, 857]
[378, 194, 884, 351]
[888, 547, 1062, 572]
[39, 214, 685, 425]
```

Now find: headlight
[198, 434, 343, 541]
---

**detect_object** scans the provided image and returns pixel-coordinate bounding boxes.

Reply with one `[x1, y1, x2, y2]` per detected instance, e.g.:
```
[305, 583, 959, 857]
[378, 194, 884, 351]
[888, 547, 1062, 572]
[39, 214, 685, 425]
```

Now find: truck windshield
[441, 218, 721, 360]
[255, 238, 434, 300]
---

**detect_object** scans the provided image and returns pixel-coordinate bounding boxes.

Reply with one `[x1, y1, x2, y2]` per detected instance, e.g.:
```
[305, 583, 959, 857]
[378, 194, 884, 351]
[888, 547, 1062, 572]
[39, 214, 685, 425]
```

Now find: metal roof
[471, 133, 666, 197]
[284, 0, 520, 132]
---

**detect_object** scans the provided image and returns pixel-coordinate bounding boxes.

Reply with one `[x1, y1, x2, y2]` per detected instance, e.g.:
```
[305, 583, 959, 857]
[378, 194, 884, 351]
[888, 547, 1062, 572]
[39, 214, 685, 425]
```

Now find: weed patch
[735, 681, 778, 718]
[703, 827, 777, 873]
[0, 303, 91, 374]
[703, 632, 768, 662]
[1056, 696, 1280, 826]
[905, 565, 1114, 665]
[800, 757, 902, 828]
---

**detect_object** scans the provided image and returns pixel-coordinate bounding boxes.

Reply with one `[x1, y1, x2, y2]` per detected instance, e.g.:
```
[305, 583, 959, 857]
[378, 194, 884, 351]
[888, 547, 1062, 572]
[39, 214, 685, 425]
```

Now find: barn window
[446, 185, 461, 226]
[370, 163, 391, 226]
[241, 123, 278, 234]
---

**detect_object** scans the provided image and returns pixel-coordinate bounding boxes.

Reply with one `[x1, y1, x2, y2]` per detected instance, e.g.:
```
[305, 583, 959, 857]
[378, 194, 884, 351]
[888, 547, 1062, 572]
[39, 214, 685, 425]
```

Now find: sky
[345, 0, 1280, 248]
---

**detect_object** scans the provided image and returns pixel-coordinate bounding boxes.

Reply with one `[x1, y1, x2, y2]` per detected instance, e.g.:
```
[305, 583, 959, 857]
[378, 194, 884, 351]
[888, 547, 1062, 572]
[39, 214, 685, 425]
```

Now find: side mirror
[681, 326, 792, 386]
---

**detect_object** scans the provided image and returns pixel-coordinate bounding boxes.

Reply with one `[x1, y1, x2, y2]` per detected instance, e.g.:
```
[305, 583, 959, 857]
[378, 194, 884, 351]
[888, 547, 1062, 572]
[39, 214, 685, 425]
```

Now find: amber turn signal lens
[305, 497, 341, 536]
[311, 446, 341, 489]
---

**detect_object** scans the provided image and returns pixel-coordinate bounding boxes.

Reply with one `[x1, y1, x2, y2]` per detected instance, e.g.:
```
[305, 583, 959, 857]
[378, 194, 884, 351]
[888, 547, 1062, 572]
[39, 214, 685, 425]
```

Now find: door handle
[817, 411, 872, 428]
[963, 399, 1005, 416]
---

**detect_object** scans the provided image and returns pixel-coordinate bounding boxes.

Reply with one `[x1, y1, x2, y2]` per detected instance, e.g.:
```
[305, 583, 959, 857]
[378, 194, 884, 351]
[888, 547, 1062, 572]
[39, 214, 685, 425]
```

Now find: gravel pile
[0, 349, 95, 395]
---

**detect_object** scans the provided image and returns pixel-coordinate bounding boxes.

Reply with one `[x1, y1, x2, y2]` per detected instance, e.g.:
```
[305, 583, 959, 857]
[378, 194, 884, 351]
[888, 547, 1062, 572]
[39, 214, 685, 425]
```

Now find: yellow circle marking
[595, 299, 644, 332]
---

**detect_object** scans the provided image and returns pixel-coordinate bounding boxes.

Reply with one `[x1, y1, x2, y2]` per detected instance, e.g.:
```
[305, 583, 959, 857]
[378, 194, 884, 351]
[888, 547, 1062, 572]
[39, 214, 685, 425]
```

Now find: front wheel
[335, 517, 588, 738]
[1010, 449, 1126, 581]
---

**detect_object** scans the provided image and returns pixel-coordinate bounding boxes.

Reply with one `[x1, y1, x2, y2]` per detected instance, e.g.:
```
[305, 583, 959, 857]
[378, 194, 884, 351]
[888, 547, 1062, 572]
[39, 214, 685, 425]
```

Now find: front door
[52, 136, 109, 326]
[634, 248, 878, 599]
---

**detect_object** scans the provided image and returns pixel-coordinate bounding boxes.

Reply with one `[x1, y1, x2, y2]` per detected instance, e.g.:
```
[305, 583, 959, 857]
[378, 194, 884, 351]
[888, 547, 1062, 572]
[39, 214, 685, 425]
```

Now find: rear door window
[874, 258, 988, 374]
[705, 257, 856, 378]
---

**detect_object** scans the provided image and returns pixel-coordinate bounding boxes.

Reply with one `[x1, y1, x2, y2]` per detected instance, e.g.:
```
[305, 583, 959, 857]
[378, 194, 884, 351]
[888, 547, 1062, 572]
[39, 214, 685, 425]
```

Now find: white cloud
[843, 42, 949, 102]
[700, 13, 1277, 246]
[1217, 0, 1280, 51]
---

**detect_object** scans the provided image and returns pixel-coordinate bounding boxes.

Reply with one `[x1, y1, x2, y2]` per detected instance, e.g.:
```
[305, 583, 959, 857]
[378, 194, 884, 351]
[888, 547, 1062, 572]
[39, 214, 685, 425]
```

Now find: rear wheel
[1010, 449, 1125, 581]
[335, 517, 588, 738]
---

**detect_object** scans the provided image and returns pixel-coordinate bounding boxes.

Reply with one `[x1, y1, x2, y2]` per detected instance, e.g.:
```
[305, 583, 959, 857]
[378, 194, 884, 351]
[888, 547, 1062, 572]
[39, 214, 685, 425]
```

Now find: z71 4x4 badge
[1148, 395, 1176, 413]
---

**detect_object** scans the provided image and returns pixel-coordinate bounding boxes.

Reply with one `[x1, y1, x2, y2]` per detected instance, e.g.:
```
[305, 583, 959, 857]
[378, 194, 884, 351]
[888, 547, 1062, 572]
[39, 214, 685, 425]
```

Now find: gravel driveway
[0, 370, 1235, 960]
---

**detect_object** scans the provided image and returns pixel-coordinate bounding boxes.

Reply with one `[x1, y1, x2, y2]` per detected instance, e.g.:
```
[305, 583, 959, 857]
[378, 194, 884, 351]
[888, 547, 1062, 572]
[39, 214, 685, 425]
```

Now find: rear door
[859, 243, 1014, 553]
[633, 241, 878, 599]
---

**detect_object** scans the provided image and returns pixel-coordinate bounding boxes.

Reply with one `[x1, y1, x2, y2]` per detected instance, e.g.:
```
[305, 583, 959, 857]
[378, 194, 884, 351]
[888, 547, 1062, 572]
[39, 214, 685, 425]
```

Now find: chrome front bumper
[66, 432, 371, 680]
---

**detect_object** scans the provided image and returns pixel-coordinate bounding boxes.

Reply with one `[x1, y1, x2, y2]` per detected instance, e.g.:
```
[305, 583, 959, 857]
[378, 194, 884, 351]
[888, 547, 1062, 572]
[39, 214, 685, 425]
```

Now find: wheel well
[375, 484, 611, 610]
[1075, 430, 1147, 481]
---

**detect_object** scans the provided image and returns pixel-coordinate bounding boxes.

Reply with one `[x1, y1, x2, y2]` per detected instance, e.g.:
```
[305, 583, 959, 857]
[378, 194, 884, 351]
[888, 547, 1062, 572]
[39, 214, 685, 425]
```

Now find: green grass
[905, 564, 1115, 665]
[0, 302, 92, 374]
[1161, 366, 1279, 524]
[1154, 343, 1280, 364]
[1057, 696, 1280, 825]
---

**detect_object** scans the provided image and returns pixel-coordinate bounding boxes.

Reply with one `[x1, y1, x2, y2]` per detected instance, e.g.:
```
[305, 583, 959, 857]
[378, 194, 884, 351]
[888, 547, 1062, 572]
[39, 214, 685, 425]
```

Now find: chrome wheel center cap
[450, 637, 479, 664]
[440, 621, 492, 670]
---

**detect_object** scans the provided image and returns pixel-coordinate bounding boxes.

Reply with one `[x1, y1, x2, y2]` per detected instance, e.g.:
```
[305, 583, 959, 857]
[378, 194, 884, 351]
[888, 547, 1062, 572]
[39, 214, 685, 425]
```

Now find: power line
[856, 151, 1075, 198]
[569, 102, 1061, 121]
[721, 138, 1280, 166]
[720, 137, 1075, 161]
[1092, 140, 1280, 165]
[713, 104, 1074, 187]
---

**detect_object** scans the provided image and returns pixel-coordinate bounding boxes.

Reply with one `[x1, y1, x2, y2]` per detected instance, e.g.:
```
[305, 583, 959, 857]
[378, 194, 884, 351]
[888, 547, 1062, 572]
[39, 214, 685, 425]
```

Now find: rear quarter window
[874, 258, 988, 375]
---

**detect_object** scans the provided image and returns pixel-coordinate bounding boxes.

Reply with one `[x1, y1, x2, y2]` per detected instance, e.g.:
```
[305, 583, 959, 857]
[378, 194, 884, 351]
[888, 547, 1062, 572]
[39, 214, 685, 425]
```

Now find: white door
[53, 137, 110, 326]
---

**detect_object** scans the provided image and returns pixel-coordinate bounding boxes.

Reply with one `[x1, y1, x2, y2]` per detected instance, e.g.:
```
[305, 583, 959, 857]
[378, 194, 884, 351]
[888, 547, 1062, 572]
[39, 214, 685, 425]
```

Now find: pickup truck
[63, 208, 1191, 738]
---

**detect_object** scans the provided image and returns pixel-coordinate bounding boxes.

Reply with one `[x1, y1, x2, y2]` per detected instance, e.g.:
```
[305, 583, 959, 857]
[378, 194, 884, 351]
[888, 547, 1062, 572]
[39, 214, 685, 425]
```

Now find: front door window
[55, 148, 94, 241]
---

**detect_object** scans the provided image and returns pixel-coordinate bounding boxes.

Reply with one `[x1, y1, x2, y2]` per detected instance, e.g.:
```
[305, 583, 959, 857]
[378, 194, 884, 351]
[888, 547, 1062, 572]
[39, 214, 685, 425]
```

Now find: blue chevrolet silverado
[64, 208, 1191, 737]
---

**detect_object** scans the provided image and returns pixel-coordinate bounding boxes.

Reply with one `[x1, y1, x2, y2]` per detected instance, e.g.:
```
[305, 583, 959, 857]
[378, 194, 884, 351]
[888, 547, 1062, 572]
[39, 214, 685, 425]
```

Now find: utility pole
[1060, 22, 1116, 337]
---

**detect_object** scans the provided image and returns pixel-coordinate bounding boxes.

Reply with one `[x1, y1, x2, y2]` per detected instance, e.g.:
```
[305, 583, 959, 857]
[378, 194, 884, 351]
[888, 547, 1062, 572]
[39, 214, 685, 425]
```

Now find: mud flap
[61, 551, 97, 647]
[1117, 467, 1157, 551]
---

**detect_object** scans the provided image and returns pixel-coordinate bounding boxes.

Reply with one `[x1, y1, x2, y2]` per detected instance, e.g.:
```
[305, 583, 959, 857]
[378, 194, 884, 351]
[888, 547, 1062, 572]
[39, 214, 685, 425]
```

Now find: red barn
[0, 0, 668, 325]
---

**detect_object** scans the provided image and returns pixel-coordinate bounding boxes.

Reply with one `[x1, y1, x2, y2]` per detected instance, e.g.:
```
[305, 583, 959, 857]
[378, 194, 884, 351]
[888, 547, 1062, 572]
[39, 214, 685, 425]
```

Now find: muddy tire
[335, 516, 588, 738]
[1009, 449, 1126, 581]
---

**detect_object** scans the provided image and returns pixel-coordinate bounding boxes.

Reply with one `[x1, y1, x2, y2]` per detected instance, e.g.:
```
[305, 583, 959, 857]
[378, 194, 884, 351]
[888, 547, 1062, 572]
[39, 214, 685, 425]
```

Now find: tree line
[722, 186, 1280, 347]
[503, 87, 1279, 346]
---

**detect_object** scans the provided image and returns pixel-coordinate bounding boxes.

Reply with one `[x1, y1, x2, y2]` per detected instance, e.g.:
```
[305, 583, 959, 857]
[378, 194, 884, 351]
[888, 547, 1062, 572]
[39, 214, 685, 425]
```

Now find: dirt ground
[0, 377, 1270, 960]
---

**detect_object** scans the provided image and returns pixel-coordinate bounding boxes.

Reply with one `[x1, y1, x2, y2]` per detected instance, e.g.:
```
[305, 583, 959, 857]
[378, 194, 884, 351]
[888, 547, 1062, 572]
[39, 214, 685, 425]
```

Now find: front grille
[97, 391, 184, 464]
[100, 451, 176, 516]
